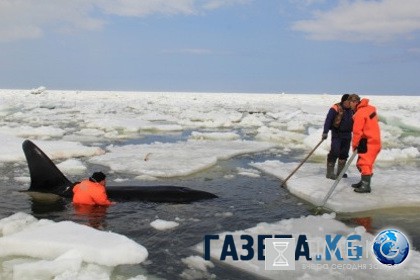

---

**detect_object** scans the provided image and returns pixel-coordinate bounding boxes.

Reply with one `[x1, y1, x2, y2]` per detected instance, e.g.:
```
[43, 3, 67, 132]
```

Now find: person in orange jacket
[347, 94, 382, 193]
[73, 171, 114, 206]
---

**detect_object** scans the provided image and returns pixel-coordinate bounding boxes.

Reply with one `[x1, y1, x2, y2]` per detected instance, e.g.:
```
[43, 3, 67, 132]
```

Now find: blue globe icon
[372, 229, 409, 265]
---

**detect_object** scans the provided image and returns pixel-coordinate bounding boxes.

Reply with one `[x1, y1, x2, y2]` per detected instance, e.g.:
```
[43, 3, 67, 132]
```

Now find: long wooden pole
[281, 139, 324, 187]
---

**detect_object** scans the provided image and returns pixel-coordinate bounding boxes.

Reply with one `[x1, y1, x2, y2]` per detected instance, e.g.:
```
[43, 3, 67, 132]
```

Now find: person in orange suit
[73, 171, 114, 206]
[347, 94, 382, 193]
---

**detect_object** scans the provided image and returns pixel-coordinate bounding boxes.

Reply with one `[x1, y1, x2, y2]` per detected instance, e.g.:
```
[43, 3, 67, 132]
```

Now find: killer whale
[22, 140, 217, 203]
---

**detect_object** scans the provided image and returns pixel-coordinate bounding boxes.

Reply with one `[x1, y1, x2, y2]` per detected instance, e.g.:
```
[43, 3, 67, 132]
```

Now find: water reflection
[28, 192, 66, 214]
[337, 208, 420, 250]
[28, 193, 109, 229]
[351, 216, 373, 232]
[72, 204, 109, 229]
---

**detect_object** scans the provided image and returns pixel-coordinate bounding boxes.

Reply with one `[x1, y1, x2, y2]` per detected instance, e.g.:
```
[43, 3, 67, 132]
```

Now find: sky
[0, 0, 420, 95]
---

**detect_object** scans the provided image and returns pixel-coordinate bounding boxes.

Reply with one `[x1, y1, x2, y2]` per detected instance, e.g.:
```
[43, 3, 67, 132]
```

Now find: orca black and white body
[22, 140, 217, 203]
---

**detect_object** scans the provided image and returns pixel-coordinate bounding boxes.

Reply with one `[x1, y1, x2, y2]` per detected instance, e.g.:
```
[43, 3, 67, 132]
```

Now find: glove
[356, 138, 368, 154]
[322, 133, 328, 140]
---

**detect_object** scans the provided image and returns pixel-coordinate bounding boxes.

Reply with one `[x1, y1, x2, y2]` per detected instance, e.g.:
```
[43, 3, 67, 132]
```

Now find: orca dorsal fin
[22, 140, 72, 194]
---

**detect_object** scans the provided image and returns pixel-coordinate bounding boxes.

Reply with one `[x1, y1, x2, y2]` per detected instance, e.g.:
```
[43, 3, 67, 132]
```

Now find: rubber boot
[354, 175, 371, 193]
[351, 177, 362, 189]
[326, 162, 337, 180]
[337, 159, 348, 178]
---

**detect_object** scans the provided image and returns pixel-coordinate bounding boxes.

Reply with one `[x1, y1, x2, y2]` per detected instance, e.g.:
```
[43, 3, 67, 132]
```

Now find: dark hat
[341, 94, 350, 102]
[90, 171, 106, 182]
[347, 94, 361, 102]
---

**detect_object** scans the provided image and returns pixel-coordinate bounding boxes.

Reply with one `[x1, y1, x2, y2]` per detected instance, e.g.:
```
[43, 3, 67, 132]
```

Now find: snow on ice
[0, 212, 148, 279]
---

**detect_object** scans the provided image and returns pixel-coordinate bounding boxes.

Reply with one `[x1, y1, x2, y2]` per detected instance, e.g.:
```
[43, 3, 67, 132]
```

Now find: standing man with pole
[322, 94, 354, 180]
[347, 94, 382, 193]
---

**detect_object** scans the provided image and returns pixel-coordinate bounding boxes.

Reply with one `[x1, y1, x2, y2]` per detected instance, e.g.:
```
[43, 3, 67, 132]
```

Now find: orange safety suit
[72, 179, 112, 206]
[352, 99, 381, 175]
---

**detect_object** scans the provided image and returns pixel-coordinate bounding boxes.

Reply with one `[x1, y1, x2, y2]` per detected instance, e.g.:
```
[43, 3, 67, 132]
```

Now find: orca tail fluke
[22, 140, 72, 194]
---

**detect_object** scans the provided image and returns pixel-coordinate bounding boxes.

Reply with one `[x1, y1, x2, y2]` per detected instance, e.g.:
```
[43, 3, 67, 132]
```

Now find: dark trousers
[327, 137, 351, 163]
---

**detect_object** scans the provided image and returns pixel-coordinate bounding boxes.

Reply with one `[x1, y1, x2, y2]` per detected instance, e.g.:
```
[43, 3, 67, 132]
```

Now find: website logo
[204, 228, 411, 271]
[265, 238, 295, 270]
[372, 229, 410, 266]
